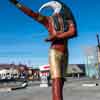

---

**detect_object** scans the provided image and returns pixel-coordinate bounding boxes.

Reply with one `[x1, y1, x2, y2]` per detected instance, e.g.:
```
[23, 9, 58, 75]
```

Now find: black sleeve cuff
[10, 0, 18, 5]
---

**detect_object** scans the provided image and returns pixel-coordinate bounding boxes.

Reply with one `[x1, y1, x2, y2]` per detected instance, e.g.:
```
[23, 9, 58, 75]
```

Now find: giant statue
[9, 0, 77, 100]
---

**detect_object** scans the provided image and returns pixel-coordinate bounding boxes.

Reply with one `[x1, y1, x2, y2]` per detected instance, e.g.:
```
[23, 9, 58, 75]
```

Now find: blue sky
[0, 0, 100, 67]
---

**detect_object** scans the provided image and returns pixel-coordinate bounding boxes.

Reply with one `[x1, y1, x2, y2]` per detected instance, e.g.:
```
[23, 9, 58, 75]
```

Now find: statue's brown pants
[49, 49, 68, 100]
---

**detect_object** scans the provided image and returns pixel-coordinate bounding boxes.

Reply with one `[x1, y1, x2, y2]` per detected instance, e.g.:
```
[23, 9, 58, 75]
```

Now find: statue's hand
[9, 0, 18, 4]
[54, 32, 61, 38]
[45, 31, 62, 42]
[44, 35, 57, 42]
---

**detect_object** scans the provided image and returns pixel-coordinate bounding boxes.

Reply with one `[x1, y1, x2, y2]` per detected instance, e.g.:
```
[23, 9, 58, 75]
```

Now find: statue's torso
[47, 15, 68, 53]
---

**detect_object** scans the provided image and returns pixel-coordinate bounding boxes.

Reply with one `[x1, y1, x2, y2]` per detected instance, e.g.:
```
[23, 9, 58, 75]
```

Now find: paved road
[0, 78, 100, 100]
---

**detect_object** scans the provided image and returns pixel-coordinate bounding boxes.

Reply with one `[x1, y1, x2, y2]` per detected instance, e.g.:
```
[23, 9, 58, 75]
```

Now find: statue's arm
[45, 20, 76, 42]
[9, 0, 48, 27]
[57, 20, 76, 39]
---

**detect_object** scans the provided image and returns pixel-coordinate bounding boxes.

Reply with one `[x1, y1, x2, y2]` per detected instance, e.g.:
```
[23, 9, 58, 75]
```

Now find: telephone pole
[96, 33, 100, 63]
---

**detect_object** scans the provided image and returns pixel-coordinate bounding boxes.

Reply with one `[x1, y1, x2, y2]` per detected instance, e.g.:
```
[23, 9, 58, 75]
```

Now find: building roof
[0, 64, 28, 70]
[67, 64, 85, 74]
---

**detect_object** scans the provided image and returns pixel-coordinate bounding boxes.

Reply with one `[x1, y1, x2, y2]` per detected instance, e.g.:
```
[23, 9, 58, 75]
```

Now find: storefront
[39, 64, 50, 87]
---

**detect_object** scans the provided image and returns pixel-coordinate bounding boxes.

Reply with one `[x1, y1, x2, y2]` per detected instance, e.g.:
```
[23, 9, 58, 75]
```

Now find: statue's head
[38, 0, 75, 22]
[38, 0, 77, 37]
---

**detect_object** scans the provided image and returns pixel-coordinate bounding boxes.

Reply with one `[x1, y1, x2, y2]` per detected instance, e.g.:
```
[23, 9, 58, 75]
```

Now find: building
[0, 64, 28, 80]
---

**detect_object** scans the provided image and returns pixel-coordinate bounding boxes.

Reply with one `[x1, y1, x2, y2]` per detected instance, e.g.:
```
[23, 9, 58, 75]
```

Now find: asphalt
[0, 78, 100, 100]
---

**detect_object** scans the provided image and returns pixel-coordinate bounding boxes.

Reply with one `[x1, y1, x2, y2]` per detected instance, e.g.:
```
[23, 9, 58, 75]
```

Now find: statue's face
[38, 1, 62, 15]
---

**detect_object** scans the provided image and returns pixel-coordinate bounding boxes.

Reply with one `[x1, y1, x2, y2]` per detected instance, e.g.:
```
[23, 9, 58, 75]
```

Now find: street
[0, 78, 100, 100]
